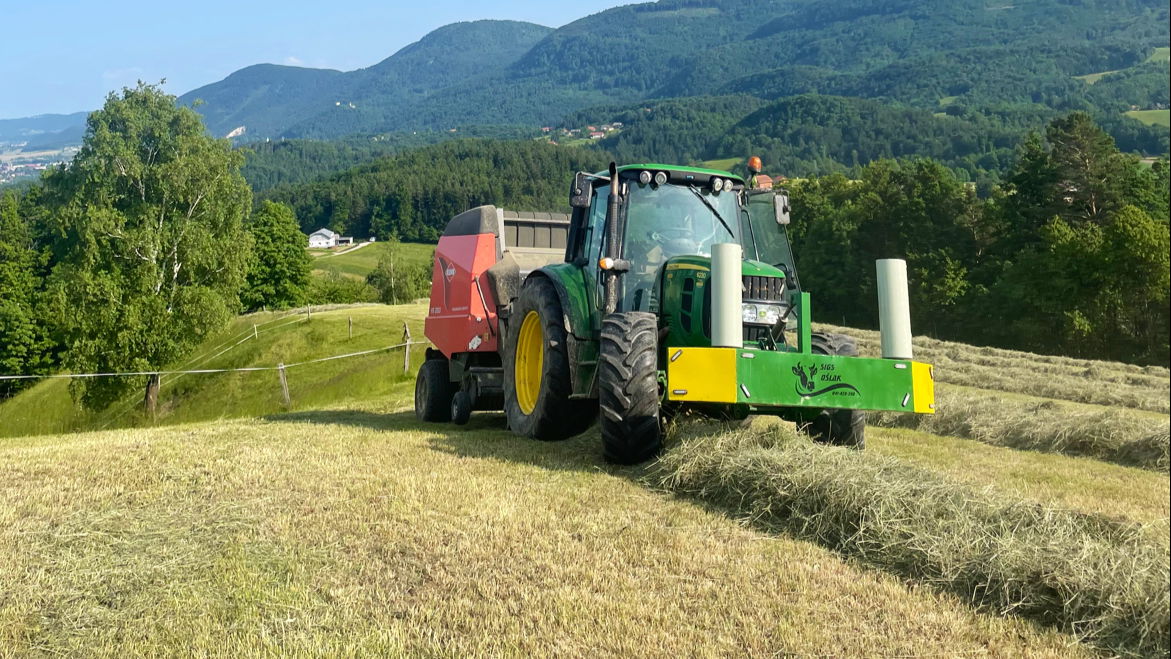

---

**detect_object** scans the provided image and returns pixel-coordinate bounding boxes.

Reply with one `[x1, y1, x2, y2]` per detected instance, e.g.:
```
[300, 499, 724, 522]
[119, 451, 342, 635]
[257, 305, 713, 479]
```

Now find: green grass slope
[0, 304, 429, 438]
[1125, 109, 1171, 127]
[312, 241, 434, 279]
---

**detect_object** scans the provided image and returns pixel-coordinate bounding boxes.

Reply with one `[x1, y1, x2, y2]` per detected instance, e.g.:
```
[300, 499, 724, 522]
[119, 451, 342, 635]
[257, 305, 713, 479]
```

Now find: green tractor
[417, 161, 934, 464]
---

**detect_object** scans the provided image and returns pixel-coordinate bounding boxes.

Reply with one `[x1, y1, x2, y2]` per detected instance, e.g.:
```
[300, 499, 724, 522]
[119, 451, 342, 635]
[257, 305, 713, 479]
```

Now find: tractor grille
[743, 275, 785, 302]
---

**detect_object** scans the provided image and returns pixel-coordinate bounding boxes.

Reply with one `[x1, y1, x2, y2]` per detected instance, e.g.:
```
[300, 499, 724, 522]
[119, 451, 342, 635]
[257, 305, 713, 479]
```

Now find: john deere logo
[793, 362, 860, 398]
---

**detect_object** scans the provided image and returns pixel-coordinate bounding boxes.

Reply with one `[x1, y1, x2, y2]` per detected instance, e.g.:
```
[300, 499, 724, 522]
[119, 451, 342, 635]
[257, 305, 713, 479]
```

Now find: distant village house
[307, 228, 359, 248]
[308, 228, 338, 248]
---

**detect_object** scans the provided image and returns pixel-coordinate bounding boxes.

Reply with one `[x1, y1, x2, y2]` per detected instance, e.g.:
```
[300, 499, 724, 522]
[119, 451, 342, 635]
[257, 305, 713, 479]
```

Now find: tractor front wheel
[503, 277, 596, 440]
[599, 311, 662, 464]
[804, 332, 866, 449]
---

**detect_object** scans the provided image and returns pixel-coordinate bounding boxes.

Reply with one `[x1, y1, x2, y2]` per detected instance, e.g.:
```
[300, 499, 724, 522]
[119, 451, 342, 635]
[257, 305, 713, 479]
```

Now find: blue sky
[0, 0, 630, 119]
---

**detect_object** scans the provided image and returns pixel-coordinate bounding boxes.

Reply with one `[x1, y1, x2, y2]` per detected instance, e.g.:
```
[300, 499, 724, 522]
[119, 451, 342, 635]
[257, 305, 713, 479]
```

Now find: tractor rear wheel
[805, 332, 866, 449]
[415, 358, 454, 422]
[503, 277, 596, 440]
[599, 311, 662, 464]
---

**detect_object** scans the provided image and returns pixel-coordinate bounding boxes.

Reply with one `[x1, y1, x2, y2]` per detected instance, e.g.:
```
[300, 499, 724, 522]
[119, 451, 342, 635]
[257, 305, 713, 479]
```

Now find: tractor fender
[527, 264, 595, 340]
[524, 265, 598, 398]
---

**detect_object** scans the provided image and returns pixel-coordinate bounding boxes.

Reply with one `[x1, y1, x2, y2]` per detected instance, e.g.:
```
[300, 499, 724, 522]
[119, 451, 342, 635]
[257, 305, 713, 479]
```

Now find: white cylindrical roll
[711, 242, 742, 348]
[876, 259, 913, 359]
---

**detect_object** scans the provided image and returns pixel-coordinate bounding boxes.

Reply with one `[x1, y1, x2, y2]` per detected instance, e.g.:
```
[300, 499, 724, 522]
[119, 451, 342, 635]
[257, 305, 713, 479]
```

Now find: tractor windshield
[621, 181, 740, 311]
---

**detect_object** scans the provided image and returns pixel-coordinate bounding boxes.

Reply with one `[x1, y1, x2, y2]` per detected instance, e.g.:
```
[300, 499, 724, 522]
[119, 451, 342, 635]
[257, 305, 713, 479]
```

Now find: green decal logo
[793, 362, 860, 398]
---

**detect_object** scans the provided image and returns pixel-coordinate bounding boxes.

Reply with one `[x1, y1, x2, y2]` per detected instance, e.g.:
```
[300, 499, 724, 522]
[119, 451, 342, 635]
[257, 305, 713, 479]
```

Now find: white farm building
[308, 228, 339, 248]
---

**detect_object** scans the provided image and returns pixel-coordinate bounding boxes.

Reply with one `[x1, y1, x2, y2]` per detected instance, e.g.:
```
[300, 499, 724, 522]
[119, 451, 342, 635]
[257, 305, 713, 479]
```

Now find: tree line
[789, 113, 1169, 365]
[0, 85, 314, 405]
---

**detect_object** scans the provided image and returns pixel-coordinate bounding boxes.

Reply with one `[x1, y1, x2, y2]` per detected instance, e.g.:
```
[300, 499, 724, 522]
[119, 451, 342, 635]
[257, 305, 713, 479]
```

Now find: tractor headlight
[742, 302, 784, 325]
[712, 177, 724, 192]
[654, 171, 668, 186]
[639, 170, 652, 185]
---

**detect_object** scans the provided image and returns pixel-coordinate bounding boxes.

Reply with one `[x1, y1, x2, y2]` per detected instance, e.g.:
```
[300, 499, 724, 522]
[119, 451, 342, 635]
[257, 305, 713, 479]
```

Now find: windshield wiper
[686, 184, 735, 239]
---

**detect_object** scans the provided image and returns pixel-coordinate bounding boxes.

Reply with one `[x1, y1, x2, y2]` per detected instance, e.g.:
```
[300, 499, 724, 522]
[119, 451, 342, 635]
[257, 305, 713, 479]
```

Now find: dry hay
[871, 386, 1170, 471]
[652, 422, 1171, 657]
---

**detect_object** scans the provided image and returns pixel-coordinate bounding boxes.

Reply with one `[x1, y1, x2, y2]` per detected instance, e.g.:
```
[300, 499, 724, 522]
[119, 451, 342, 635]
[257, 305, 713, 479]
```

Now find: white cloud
[283, 56, 304, 66]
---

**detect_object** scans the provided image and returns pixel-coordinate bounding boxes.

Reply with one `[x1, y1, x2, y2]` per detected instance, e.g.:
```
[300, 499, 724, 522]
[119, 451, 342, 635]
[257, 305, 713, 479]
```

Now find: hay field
[1, 306, 1168, 655]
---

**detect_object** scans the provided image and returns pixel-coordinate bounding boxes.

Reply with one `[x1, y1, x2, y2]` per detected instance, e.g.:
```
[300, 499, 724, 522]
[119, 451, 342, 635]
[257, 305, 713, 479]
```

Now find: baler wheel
[415, 359, 455, 422]
[503, 277, 596, 440]
[451, 390, 472, 426]
[598, 311, 662, 464]
[804, 332, 867, 449]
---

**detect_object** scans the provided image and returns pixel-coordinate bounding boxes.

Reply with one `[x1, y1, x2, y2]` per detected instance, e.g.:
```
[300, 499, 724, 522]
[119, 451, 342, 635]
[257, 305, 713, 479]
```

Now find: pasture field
[1075, 46, 1170, 85]
[1125, 109, 1171, 127]
[1, 305, 1168, 655]
[312, 241, 434, 280]
[699, 156, 741, 171]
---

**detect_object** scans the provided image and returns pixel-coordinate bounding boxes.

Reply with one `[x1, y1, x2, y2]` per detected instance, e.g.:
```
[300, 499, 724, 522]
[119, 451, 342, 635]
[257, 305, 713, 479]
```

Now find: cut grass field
[0, 409, 1088, 656]
[1, 304, 1168, 655]
[654, 423, 1169, 656]
[312, 241, 434, 280]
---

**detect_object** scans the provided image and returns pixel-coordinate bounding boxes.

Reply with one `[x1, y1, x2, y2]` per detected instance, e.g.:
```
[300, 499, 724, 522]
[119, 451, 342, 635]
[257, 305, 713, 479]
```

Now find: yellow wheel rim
[515, 310, 544, 415]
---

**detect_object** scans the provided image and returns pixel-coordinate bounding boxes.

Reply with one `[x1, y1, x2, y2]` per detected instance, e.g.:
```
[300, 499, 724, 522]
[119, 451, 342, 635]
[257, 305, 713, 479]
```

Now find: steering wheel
[650, 226, 693, 242]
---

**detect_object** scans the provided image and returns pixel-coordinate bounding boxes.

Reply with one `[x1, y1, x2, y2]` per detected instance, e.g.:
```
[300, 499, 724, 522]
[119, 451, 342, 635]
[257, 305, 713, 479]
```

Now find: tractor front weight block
[666, 347, 935, 414]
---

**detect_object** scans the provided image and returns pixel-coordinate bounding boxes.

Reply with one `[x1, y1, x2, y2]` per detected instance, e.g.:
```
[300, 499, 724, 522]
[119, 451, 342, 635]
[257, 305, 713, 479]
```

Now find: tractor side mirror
[570, 172, 592, 208]
[775, 191, 791, 225]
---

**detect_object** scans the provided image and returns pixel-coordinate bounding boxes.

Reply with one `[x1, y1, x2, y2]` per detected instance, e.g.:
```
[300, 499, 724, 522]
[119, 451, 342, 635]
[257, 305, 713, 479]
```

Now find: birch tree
[44, 82, 251, 410]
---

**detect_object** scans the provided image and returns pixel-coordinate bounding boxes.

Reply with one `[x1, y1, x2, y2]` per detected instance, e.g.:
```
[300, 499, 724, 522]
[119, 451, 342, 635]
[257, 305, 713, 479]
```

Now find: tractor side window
[586, 185, 608, 265]
[581, 185, 609, 326]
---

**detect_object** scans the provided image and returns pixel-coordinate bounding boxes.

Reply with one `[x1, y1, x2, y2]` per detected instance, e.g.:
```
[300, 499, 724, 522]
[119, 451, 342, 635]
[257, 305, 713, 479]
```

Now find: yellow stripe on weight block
[667, 347, 737, 403]
[912, 361, 935, 414]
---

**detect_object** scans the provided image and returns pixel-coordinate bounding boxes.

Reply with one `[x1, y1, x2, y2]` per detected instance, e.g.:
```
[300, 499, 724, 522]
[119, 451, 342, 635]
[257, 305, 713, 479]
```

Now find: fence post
[144, 373, 160, 418]
[402, 323, 412, 374]
[348, 316, 353, 340]
[253, 323, 258, 340]
[278, 363, 291, 407]
[307, 305, 311, 321]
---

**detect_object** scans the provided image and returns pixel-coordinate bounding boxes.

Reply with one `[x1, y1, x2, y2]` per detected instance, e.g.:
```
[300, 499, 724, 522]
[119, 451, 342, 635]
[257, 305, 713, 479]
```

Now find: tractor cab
[566, 163, 794, 349]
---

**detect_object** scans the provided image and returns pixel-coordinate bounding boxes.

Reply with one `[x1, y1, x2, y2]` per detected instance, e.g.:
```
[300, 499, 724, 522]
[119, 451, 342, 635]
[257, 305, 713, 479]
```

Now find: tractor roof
[598, 163, 746, 185]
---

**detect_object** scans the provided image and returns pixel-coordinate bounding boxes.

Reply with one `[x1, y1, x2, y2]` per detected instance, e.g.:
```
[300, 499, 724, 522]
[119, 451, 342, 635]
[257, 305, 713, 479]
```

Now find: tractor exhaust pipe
[876, 258, 913, 360]
[712, 242, 742, 348]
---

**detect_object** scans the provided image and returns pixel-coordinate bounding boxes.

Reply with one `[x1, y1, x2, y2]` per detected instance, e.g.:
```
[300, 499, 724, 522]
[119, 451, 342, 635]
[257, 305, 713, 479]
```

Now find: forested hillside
[178, 20, 553, 139]
[261, 140, 609, 240]
[179, 0, 1168, 140]
[562, 94, 1169, 189]
[240, 125, 542, 192]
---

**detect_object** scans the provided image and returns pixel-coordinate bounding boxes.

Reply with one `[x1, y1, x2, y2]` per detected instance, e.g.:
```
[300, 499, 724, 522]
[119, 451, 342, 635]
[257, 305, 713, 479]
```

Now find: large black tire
[415, 358, 454, 422]
[598, 312, 662, 464]
[503, 277, 597, 440]
[804, 332, 866, 449]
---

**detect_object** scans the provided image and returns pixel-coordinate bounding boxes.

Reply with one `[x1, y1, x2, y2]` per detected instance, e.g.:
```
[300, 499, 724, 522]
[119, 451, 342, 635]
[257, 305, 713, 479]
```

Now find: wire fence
[0, 342, 420, 381]
[0, 309, 424, 429]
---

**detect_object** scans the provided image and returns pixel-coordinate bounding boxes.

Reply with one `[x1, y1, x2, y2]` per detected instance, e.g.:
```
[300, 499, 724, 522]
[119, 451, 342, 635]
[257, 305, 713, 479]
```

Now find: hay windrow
[871, 387, 1171, 471]
[651, 423, 1171, 657]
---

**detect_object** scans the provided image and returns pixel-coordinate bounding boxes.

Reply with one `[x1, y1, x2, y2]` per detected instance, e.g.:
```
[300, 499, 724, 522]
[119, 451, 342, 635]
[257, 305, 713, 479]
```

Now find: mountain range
[4, 0, 1169, 146]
